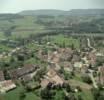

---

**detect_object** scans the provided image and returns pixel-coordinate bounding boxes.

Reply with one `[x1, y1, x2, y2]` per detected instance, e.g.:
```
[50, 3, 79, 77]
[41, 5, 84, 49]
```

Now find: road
[89, 73, 98, 88]
[87, 38, 96, 52]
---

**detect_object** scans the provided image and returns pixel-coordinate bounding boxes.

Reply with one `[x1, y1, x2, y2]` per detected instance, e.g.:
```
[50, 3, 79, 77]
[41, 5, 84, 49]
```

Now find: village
[0, 35, 104, 100]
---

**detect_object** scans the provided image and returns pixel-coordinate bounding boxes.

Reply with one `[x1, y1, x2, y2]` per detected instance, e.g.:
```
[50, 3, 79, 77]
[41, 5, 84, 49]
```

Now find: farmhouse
[87, 52, 96, 66]
[9, 64, 38, 79]
[98, 66, 104, 85]
[0, 80, 16, 93]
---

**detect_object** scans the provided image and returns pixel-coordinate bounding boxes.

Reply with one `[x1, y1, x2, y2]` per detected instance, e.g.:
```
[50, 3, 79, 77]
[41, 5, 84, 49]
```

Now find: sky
[0, 0, 104, 13]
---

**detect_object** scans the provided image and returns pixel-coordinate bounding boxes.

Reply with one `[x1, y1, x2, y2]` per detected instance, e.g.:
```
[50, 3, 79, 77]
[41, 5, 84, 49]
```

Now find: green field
[0, 44, 12, 53]
[0, 32, 5, 39]
[3, 86, 40, 100]
[75, 90, 94, 100]
[50, 35, 80, 49]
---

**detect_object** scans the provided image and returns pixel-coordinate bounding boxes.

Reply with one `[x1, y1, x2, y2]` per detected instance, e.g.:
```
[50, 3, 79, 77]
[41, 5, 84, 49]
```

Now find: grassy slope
[4, 86, 40, 100]
[75, 90, 94, 100]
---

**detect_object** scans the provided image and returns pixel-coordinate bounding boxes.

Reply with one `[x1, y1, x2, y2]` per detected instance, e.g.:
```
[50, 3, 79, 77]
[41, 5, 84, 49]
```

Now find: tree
[40, 88, 54, 100]
[54, 90, 66, 100]
[97, 95, 104, 100]
[82, 75, 92, 84]
[3, 69, 11, 80]
[96, 57, 104, 66]
[34, 67, 46, 82]
[64, 83, 71, 93]
[4, 30, 12, 37]
[78, 95, 83, 100]
[92, 88, 104, 100]
[17, 54, 25, 61]
[68, 93, 76, 100]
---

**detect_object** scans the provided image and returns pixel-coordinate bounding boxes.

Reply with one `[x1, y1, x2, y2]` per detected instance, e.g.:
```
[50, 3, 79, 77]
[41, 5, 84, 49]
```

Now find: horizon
[0, 8, 104, 14]
[0, 0, 104, 13]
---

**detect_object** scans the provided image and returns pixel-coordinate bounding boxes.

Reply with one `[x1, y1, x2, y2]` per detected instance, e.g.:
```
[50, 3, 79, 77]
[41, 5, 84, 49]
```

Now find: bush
[82, 75, 92, 84]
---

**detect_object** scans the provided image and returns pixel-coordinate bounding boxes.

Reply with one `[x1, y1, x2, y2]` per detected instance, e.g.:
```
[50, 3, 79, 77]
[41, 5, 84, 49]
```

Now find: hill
[19, 9, 104, 16]
[69, 9, 104, 16]
[19, 9, 66, 16]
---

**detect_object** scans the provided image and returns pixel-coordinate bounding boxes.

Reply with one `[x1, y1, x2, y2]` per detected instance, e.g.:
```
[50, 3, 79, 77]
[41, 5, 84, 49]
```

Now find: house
[98, 66, 104, 85]
[87, 52, 96, 67]
[21, 74, 32, 83]
[50, 51, 60, 63]
[0, 71, 5, 82]
[47, 51, 58, 63]
[41, 79, 50, 88]
[26, 82, 40, 90]
[59, 48, 73, 61]
[0, 80, 16, 93]
[58, 48, 73, 55]
[41, 69, 65, 88]
[74, 62, 83, 72]
[72, 55, 81, 62]
[38, 49, 48, 61]
[59, 62, 73, 72]
[9, 64, 38, 79]
[74, 62, 83, 68]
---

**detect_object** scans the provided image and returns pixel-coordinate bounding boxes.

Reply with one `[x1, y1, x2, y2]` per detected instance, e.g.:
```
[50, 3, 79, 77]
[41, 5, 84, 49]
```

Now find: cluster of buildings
[0, 46, 104, 94]
[0, 64, 39, 93]
[38, 47, 104, 88]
